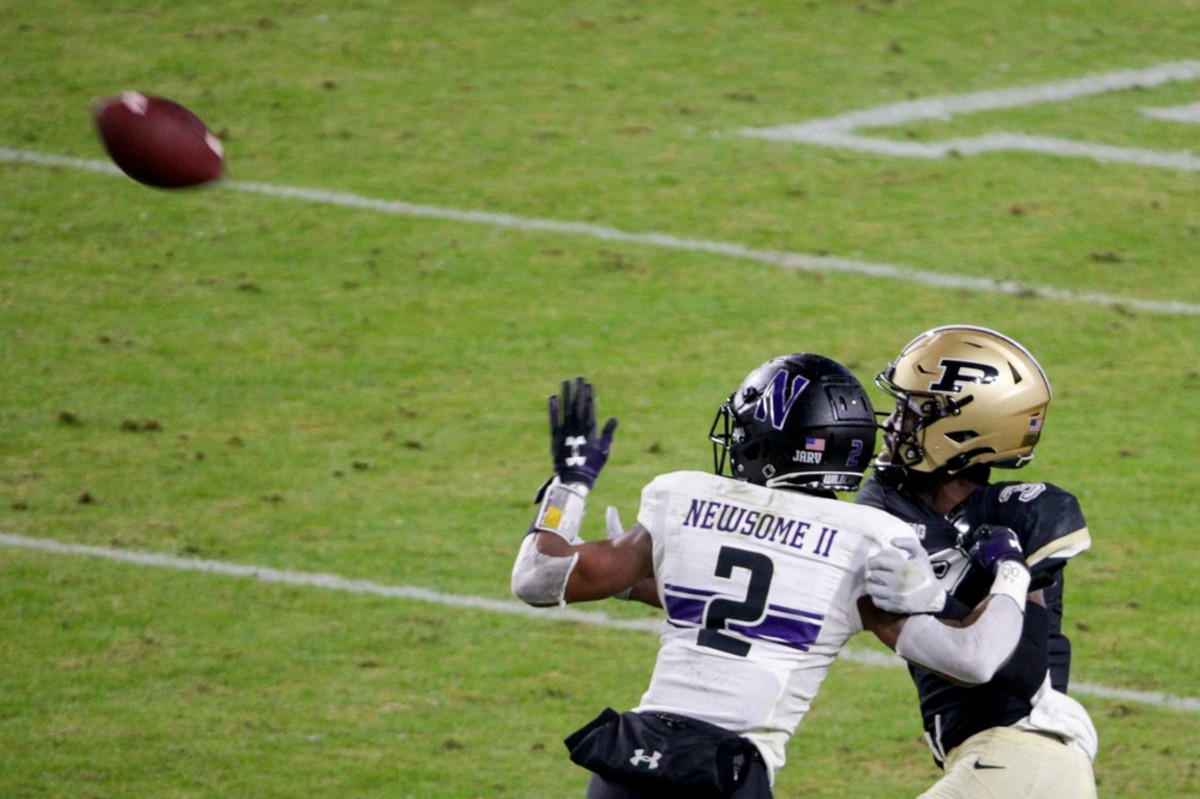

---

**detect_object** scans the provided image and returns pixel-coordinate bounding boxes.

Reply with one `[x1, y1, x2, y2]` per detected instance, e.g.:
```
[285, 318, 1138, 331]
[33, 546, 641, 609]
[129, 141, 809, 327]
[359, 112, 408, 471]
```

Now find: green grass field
[2, 1, 1197, 796]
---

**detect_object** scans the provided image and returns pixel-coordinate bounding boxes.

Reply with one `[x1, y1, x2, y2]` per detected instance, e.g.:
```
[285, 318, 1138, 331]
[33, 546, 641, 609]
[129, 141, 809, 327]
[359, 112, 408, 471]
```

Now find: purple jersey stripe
[665, 588, 823, 652]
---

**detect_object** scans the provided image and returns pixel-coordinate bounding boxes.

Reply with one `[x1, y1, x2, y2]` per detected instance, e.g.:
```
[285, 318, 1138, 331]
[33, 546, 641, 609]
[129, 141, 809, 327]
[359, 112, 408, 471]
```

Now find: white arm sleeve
[510, 534, 579, 608]
[894, 563, 1031, 685]
[895, 596, 1023, 685]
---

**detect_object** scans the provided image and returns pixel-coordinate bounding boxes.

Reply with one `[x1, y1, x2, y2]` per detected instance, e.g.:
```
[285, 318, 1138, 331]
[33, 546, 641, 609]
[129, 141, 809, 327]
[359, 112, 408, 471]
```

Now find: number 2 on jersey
[698, 546, 774, 657]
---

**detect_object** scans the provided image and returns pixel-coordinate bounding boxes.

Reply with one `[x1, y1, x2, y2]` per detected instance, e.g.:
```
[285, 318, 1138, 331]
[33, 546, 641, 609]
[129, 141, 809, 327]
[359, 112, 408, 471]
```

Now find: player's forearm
[896, 597, 1023, 684]
[512, 532, 652, 606]
[511, 532, 580, 607]
[626, 577, 662, 607]
[895, 563, 1031, 685]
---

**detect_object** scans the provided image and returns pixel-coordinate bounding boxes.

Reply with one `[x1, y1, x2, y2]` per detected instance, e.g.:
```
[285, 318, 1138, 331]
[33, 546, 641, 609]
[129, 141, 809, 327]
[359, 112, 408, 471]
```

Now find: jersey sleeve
[636, 473, 678, 537]
[992, 482, 1091, 571]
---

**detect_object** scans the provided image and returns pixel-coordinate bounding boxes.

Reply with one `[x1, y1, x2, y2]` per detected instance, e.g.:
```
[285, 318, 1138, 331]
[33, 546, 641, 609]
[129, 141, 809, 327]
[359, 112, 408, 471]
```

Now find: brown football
[93, 92, 224, 188]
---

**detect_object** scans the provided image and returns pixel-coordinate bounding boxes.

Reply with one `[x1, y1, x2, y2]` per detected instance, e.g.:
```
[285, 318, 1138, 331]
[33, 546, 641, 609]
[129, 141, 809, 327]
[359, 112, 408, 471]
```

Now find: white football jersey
[632, 471, 918, 778]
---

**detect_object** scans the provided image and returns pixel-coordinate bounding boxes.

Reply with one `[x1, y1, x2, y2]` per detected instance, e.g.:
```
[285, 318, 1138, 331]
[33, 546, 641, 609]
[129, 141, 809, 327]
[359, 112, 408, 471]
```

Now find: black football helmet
[710, 353, 877, 492]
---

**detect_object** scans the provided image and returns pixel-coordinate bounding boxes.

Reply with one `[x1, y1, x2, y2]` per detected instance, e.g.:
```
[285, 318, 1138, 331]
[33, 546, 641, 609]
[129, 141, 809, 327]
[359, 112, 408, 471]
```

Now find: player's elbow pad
[896, 596, 1024, 685]
[511, 534, 579, 607]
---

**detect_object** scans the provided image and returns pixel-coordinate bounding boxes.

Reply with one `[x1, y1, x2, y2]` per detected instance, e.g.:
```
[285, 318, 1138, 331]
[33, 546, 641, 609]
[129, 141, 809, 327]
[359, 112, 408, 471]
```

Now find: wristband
[530, 478, 589, 544]
[988, 561, 1031, 609]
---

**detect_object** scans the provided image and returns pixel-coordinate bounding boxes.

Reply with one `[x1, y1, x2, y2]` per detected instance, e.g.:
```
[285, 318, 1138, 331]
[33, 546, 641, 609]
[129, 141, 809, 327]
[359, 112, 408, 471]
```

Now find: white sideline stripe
[3, 146, 1198, 317]
[3, 531, 1197, 713]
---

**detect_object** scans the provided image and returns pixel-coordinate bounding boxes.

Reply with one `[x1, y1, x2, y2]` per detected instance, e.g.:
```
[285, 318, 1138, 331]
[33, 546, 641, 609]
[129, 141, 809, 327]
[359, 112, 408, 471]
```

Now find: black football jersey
[857, 476, 1091, 761]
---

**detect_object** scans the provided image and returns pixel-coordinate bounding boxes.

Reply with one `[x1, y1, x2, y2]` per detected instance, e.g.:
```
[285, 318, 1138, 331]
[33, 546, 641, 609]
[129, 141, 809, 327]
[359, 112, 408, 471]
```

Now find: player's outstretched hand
[866, 537, 947, 615]
[549, 376, 618, 489]
[957, 524, 1025, 574]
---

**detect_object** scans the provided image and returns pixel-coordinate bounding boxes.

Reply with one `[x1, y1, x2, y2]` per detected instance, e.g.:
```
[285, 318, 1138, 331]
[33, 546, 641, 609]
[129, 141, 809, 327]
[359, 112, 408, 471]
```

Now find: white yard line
[736, 60, 1200, 171]
[2, 531, 1197, 713]
[3, 146, 1198, 317]
[1142, 102, 1200, 124]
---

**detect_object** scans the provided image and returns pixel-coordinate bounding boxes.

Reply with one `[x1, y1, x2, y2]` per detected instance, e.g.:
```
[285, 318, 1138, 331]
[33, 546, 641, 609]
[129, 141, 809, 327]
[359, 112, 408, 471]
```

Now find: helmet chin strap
[945, 452, 976, 473]
[877, 391, 978, 482]
[875, 460, 992, 496]
[873, 462, 907, 490]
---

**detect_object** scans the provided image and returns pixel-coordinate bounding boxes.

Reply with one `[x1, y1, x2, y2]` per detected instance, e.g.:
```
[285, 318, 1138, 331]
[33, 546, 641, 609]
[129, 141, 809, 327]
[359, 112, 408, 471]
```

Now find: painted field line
[736, 60, 1200, 172]
[1142, 102, 1200, 124]
[3, 531, 1197, 713]
[3, 146, 1199, 318]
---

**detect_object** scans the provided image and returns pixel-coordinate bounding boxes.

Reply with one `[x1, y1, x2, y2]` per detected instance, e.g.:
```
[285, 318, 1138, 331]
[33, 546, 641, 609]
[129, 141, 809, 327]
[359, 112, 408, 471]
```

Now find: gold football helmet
[874, 325, 1051, 481]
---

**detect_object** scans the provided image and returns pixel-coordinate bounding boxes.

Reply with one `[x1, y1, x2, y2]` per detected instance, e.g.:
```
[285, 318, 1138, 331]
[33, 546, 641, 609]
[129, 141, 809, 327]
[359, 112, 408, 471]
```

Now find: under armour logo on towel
[629, 748, 662, 770]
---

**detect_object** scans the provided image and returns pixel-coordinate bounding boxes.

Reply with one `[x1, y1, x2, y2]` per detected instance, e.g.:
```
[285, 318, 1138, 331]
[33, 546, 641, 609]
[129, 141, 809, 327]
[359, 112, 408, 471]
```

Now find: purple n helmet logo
[754, 371, 810, 431]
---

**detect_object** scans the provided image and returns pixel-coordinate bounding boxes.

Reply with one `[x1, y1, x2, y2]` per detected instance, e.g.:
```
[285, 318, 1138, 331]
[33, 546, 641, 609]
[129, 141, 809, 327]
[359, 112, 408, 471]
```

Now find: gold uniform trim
[1027, 527, 1091, 567]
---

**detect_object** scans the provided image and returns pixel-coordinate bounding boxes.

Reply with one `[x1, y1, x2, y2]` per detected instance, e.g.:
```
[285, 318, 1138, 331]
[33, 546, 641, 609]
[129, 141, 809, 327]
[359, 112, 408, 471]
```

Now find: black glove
[956, 524, 1025, 574]
[549, 377, 618, 489]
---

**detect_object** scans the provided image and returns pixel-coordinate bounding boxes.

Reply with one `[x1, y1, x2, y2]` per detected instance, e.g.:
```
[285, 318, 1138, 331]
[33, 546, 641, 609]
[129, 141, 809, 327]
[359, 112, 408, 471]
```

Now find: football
[93, 91, 224, 188]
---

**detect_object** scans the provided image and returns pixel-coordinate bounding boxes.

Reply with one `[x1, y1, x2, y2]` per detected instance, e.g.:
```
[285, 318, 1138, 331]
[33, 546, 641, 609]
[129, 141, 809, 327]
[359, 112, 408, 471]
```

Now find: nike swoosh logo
[972, 759, 1006, 770]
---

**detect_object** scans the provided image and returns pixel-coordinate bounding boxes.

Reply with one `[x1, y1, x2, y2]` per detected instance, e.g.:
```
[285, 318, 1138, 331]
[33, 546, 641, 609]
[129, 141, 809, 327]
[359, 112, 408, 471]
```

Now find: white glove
[605, 505, 624, 541]
[867, 537, 947, 614]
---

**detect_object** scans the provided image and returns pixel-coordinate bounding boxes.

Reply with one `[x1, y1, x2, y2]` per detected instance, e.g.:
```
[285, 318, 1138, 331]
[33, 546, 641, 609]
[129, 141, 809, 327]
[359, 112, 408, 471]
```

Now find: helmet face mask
[710, 353, 877, 493]
[873, 325, 1051, 486]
